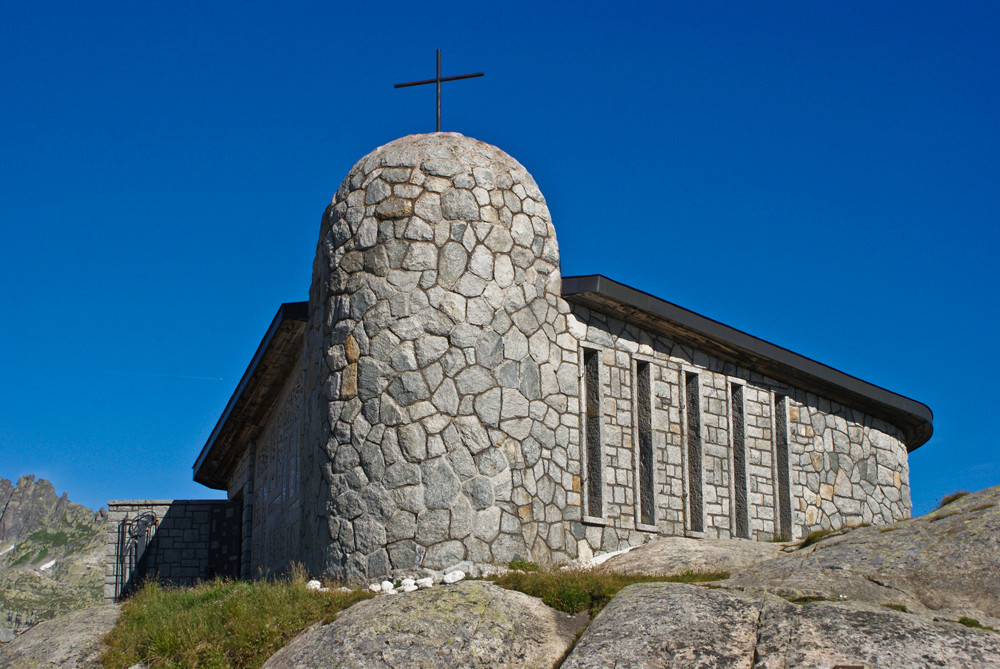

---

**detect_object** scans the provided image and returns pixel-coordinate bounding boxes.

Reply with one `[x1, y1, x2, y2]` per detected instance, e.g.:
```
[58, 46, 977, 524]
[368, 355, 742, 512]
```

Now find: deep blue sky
[2, 2, 997, 518]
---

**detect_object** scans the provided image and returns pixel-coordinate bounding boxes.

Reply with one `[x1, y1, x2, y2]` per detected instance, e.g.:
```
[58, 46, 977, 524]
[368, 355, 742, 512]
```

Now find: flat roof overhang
[192, 301, 308, 489]
[562, 275, 933, 451]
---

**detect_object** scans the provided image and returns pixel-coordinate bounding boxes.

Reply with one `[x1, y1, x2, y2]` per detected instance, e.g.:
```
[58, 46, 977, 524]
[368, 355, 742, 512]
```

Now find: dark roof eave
[561, 275, 933, 451]
[192, 301, 308, 489]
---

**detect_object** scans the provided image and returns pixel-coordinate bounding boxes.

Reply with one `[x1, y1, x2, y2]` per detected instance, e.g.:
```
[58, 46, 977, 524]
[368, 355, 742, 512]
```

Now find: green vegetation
[28, 529, 70, 547]
[798, 521, 873, 548]
[490, 569, 728, 616]
[101, 574, 371, 669]
[0, 478, 108, 627]
[938, 491, 970, 508]
[785, 595, 832, 605]
[508, 558, 541, 572]
[956, 616, 998, 632]
[883, 603, 909, 613]
[970, 503, 996, 512]
[930, 511, 959, 523]
[8, 551, 33, 567]
[798, 528, 836, 548]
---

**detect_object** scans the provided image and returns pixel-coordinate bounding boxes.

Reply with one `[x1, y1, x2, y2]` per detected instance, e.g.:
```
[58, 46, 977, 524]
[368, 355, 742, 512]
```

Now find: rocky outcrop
[589, 483, 1000, 666]
[562, 583, 1000, 668]
[601, 485, 1000, 621]
[8, 485, 1000, 667]
[0, 476, 102, 545]
[0, 476, 107, 631]
[723, 483, 1000, 619]
[263, 581, 587, 668]
[597, 536, 783, 577]
[0, 604, 119, 669]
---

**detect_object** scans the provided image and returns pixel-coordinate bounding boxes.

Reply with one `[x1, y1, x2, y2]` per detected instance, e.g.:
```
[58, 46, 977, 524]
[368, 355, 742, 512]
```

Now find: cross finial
[394, 50, 484, 132]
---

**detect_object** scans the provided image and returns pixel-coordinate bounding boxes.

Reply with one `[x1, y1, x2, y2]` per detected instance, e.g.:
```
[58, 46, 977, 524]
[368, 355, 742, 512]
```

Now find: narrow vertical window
[731, 384, 749, 539]
[636, 362, 654, 526]
[584, 349, 602, 517]
[774, 394, 792, 540]
[685, 372, 703, 533]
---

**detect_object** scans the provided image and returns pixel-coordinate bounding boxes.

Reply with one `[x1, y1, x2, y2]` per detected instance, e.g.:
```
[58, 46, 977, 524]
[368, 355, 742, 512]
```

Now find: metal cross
[394, 50, 484, 132]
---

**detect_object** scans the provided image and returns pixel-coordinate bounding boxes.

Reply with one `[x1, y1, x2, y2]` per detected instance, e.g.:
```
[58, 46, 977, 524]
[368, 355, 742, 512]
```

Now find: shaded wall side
[249, 357, 304, 577]
[104, 500, 240, 601]
[227, 444, 254, 579]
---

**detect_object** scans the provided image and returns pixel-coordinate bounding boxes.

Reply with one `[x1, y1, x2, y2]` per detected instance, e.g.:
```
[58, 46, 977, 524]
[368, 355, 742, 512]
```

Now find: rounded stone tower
[302, 133, 581, 582]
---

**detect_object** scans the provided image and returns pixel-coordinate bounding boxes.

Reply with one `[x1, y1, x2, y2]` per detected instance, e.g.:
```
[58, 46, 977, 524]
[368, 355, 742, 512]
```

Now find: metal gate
[113, 510, 157, 600]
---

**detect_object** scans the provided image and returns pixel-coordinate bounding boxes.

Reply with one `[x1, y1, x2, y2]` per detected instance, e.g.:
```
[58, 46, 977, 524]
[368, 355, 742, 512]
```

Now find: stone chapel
[105, 133, 932, 598]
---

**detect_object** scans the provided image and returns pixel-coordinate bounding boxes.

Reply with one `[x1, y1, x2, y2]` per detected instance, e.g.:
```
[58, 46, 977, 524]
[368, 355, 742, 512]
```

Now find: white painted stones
[443, 570, 466, 584]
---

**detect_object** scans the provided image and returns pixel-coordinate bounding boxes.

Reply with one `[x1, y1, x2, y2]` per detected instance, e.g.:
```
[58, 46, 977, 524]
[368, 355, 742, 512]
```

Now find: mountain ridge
[0, 475, 107, 632]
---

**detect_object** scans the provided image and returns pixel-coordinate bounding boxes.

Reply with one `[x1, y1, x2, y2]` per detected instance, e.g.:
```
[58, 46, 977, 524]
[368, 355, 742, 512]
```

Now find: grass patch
[970, 503, 996, 512]
[930, 511, 959, 522]
[938, 491, 970, 508]
[878, 526, 898, 533]
[490, 569, 728, 616]
[9, 551, 33, 567]
[956, 616, 998, 632]
[883, 603, 908, 613]
[101, 575, 371, 668]
[798, 528, 836, 548]
[785, 595, 831, 605]
[27, 529, 70, 547]
[508, 558, 541, 572]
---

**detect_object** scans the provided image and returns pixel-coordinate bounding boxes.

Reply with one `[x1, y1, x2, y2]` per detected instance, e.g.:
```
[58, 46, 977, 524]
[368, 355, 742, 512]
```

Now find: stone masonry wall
[250, 361, 304, 577]
[700, 371, 732, 536]
[743, 385, 778, 538]
[227, 445, 255, 579]
[104, 499, 240, 601]
[788, 397, 910, 530]
[292, 132, 914, 583]
[567, 303, 911, 547]
[302, 134, 582, 582]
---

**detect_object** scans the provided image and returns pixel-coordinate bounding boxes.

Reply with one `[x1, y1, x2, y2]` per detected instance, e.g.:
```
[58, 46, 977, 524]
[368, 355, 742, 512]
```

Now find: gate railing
[113, 510, 157, 601]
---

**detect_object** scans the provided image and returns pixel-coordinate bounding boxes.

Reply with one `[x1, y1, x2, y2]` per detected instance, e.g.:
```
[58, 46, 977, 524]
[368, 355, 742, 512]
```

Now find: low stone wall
[104, 499, 241, 601]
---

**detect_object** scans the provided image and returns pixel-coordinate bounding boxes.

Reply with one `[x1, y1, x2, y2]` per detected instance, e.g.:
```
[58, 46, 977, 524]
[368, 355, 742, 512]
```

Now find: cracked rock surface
[562, 583, 1000, 668]
[601, 485, 1000, 622]
[597, 536, 784, 577]
[261, 581, 587, 668]
[582, 485, 1000, 667]
[723, 483, 1000, 620]
[561, 583, 766, 669]
[0, 604, 120, 669]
